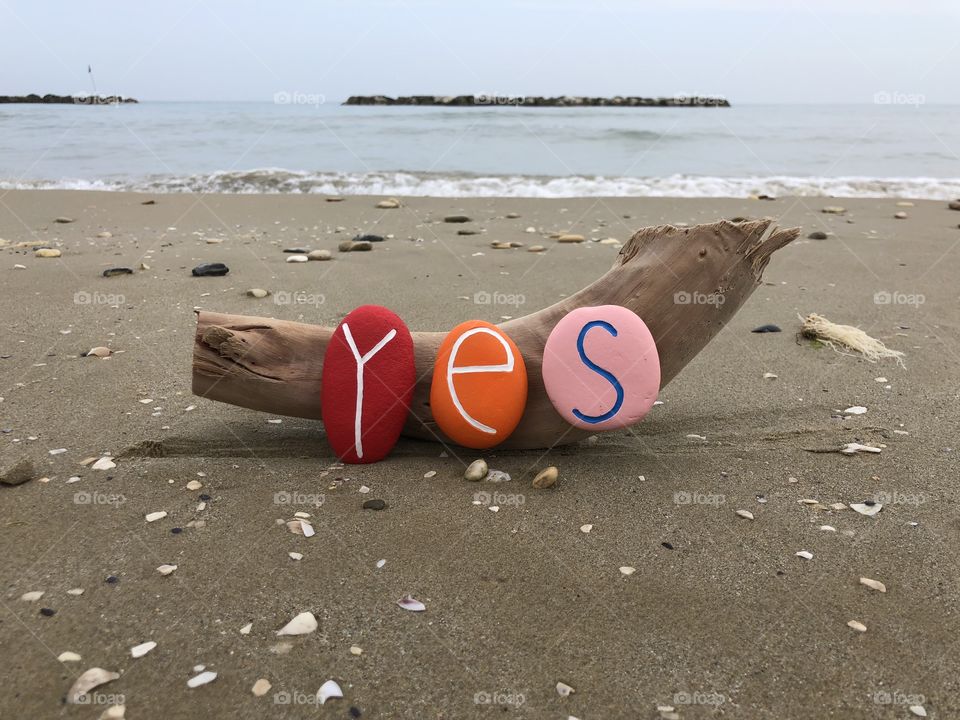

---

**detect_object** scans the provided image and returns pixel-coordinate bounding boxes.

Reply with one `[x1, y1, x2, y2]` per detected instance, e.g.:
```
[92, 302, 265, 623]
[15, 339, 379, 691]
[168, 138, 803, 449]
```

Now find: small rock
[96, 231, 112, 239]
[102, 267, 134, 277]
[1, 459, 35, 486]
[58, 651, 82, 662]
[557, 234, 584, 243]
[619, 566, 636, 576]
[751, 324, 781, 333]
[338, 240, 355, 252]
[247, 288, 269, 298]
[859, 577, 886, 592]
[90, 457, 116, 471]
[21, 590, 44, 601]
[376, 198, 400, 209]
[444, 215, 471, 223]
[191, 263, 229, 277]
[506, 212, 521, 219]
[83, 346, 112, 358]
[286, 255, 309, 263]
[528, 245, 545, 252]
[186, 480, 203, 490]
[821, 206, 846, 214]
[532, 466, 558, 489]
[362, 499, 387, 511]
[145, 511, 167, 522]
[276, 611, 318, 636]
[807, 231, 828, 240]
[490, 241, 513, 249]
[187, 671, 217, 689]
[354, 234, 385, 243]
[307, 249, 332, 261]
[350, 240, 373, 252]
[35, 248, 62, 258]
[157, 564, 177, 575]
[40, 607, 56, 617]
[457, 229, 480, 236]
[252, 678, 272, 696]
[847, 620, 867, 632]
[948, 200, 960, 211]
[54, 217, 75, 223]
[282, 247, 310, 253]
[464, 459, 488, 481]
[894, 211, 908, 219]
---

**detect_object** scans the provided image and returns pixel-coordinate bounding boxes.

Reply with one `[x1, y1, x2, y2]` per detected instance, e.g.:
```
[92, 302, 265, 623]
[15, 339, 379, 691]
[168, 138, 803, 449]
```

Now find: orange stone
[430, 320, 527, 449]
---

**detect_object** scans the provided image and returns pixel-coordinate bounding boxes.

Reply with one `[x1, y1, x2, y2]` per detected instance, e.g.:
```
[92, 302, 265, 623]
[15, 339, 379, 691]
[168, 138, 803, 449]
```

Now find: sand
[1, 190, 958, 718]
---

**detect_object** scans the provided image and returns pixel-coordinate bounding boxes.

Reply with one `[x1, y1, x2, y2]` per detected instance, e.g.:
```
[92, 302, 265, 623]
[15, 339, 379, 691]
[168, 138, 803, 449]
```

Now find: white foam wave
[3, 170, 960, 200]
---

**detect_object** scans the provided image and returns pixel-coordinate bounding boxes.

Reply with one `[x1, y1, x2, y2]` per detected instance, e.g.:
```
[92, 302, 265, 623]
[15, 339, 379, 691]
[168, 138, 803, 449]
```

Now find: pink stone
[542, 305, 660, 430]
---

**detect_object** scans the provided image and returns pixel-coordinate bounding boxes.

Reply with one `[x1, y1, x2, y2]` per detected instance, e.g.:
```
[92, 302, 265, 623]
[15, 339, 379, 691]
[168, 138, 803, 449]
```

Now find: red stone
[321, 305, 415, 463]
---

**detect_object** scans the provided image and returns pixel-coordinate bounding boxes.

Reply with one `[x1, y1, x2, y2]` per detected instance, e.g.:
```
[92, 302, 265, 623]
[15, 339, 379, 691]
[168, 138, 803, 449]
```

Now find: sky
[1, 0, 958, 104]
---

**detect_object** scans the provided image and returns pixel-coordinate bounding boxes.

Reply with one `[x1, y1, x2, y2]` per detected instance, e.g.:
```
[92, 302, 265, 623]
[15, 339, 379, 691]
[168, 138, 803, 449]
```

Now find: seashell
[67, 667, 120, 704]
[350, 645, 363, 656]
[21, 590, 44, 602]
[85, 347, 112, 358]
[157, 564, 177, 575]
[556, 681, 575, 697]
[276, 611, 318, 636]
[859, 576, 886, 592]
[532, 466, 558, 489]
[187, 671, 217, 688]
[145, 511, 167, 522]
[850, 502, 882, 516]
[841, 443, 881, 455]
[464, 459, 488, 481]
[288, 552, 303, 561]
[796, 550, 813, 560]
[317, 679, 343, 705]
[239, 623, 252, 635]
[285, 255, 309, 263]
[910, 705, 927, 717]
[397, 594, 426, 612]
[58, 651, 82, 662]
[843, 406, 867, 415]
[619, 566, 636, 576]
[484, 470, 511, 483]
[847, 620, 867, 632]
[735, 510, 754, 520]
[91, 457, 116, 471]
[130, 641, 156, 658]
[186, 480, 202, 490]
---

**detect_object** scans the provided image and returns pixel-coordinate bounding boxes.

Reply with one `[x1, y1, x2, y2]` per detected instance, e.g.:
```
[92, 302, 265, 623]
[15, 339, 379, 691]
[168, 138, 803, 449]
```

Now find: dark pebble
[443, 215, 471, 223]
[141, 200, 156, 205]
[192, 262, 229, 277]
[362, 499, 387, 511]
[807, 231, 828, 240]
[105, 575, 119, 584]
[349, 707, 362, 718]
[171, 527, 183, 534]
[283, 248, 311, 254]
[199, 494, 211, 502]
[661, 542, 674, 550]
[457, 229, 481, 236]
[350, 241, 373, 252]
[353, 234, 384, 243]
[102, 267, 134, 278]
[40, 607, 56, 617]
[751, 324, 781, 333]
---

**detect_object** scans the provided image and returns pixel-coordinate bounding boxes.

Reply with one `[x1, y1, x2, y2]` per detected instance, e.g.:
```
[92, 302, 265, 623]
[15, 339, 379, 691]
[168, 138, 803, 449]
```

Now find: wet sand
[1, 190, 959, 718]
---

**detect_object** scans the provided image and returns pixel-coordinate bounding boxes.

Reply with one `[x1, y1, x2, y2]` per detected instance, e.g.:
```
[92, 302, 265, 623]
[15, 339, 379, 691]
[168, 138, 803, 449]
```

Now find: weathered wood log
[193, 219, 798, 449]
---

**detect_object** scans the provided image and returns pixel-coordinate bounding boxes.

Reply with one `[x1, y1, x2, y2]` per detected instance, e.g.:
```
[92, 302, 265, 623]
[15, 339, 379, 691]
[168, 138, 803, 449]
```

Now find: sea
[1, 102, 958, 199]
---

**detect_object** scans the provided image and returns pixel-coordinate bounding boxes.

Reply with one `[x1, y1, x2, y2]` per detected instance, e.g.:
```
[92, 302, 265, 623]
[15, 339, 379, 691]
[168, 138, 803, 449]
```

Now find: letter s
[572, 320, 624, 424]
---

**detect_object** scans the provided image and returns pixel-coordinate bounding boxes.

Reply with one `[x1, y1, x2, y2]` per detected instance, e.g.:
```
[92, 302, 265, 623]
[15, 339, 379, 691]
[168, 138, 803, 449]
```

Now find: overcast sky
[1, 0, 957, 104]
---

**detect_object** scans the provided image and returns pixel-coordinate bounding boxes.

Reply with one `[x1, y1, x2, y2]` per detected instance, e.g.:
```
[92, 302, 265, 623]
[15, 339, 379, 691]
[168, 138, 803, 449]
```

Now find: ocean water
[1, 102, 958, 198]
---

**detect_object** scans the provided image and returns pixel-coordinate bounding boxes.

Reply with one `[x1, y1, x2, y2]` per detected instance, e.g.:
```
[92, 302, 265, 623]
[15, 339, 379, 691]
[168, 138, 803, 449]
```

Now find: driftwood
[193, 220, 799, 450]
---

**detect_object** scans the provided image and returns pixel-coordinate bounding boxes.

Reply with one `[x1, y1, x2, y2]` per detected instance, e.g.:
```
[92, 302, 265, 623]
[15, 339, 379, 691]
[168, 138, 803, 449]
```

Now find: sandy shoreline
[2, 190, 959, 718]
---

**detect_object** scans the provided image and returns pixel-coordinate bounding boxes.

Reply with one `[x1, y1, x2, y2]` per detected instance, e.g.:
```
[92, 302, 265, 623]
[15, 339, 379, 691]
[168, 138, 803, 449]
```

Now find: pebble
[598, 238, 621, 245]
[464, 459, 488, 481]
[949, 200, 960, 211]
[40, 607, 56, 617]
[58, 651, 82, 662]
[444, 215, 471, 223]
[847, 620, 867, 632]
[527, 245, 546, 252]
[894, 211, 908, 219]
[35, 248, 61, 258]
[187, 671, 217, 688]
[145, 511, 167, 522]
[157, 564, 178, 575]
[102, 267, 134, 277]
[457, 229, 480, 235]
[557, 234, 585, 243]
[21, 590, 44, 601]
[619, 566, 636, 576]
[423, 470, 437, 478]
[307, 249, 332, 261]
[96, 231, 112, 238]
[506, 212, 521, 218]
[285, 255, 309, 263]
[751, 324, 781, 333]
[84, 346, 113, 358]
[735, 509, 754, 520]
[1, 459, 35, 486]
[843, 406, 867, 415]
[245, 288, 269, 299]
[289, 552, 303, 561]
[252, 678, 272, 696]
[282, 247, 310, 253]
[821, 206, 846, 214]
[490, 241, 513, 249]
[350, 645, 363, 656]
[354, 234, 385, 243]
[859, 576, 886, 592]
[191, 263, 229, 277]
[532, 466, 558, 489]
[556, 682, 575, 697]
[276, 611, 318, 636]
[807, 231, 828, 240]
[54, 216, 75, 223]
[91, 457, 115, 471]
[376, 198, 401, 209]
[524, 226, 537, 233]
[580, 524, 593, 533]
[186, 480, 203, 490]
[363, 499, 387, 510]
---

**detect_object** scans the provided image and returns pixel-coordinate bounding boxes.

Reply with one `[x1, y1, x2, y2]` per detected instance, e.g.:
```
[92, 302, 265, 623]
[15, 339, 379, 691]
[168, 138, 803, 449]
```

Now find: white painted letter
[446, 327, 515, 435]
[342, 324, 397, 459]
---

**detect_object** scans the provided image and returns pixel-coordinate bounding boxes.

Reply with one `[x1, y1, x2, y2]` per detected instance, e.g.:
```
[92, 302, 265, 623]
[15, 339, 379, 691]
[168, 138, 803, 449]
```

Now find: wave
[3, 170, 960, 199]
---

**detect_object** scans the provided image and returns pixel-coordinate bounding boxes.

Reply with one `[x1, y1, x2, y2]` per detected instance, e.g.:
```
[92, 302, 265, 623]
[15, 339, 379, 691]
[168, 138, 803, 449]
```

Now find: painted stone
[430, 320, 527, 449]
[542, 305, 660, 431]
[321, 305, 415, 463]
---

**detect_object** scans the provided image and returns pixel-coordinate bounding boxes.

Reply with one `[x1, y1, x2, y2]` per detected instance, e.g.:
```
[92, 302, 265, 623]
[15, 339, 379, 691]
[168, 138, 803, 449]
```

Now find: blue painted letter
[572, 320, 625, 424]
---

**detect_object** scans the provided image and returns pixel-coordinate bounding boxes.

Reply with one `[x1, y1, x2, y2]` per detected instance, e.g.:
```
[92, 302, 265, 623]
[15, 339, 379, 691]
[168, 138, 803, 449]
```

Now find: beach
[2, 189, 959, 718]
